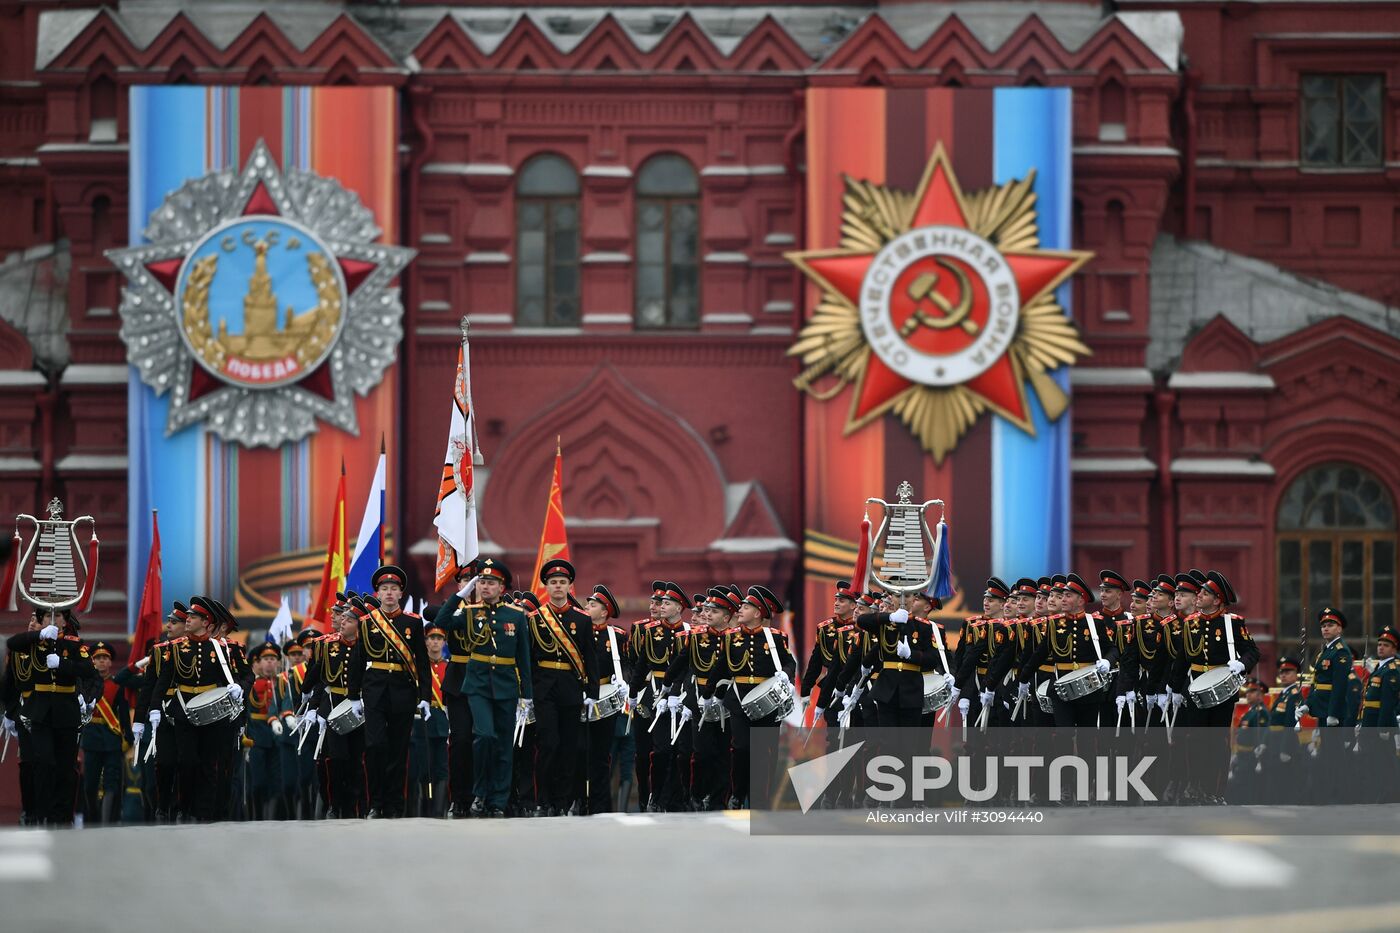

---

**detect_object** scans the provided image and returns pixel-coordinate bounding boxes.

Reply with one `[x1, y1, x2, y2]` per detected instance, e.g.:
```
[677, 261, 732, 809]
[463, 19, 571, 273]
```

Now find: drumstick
[1, 729, 9, 763]
[313, 720, 326, 759]
[1011, 695, 1024, 723]
[1128, 700, 1136, 734]
[298, 718, 314, 753]
[1115, 703, 1124, 738]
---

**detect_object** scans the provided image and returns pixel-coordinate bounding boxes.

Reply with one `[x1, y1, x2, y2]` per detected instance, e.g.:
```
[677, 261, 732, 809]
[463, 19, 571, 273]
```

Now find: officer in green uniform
[1299, 607, 1358, 802]
[80, 640, 130, 824]
[444, 558, 533, 818]
[1356, 625, 1400, 803]
[245, 641, 286, 819]
[1231, 678, 1269, 803]
[1265, 656, 1303, 804]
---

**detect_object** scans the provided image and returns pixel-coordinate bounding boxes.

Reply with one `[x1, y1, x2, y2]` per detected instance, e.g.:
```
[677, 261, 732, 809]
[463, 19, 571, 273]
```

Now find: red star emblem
[787, 145, 1092, 451]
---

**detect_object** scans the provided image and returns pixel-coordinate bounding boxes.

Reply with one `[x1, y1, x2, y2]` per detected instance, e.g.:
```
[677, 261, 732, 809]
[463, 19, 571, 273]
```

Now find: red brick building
[1, 0, 1397, 666]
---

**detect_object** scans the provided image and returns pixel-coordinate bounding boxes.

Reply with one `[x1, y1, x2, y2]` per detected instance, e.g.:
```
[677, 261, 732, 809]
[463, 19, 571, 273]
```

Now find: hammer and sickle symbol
[898, 257, 979, 337]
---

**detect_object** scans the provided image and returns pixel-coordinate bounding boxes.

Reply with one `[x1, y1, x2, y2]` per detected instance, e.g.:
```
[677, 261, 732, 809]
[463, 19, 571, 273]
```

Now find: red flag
[530, 441, 570, 601]
[307, 463, 349, 633]
[130, 511, 161, 671]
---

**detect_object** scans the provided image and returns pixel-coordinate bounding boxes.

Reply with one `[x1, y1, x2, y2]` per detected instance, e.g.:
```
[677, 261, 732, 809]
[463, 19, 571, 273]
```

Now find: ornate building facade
[0, 0, 1397, 666]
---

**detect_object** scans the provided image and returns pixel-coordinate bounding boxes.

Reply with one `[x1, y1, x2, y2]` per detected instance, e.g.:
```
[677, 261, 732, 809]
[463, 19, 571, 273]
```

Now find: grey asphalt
[3, 810, 1400, 933]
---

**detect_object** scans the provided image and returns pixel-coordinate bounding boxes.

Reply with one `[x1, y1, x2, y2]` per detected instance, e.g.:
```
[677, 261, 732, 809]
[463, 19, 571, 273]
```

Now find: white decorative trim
[0, 371, 45, 387]
[419, 234, 453, 245]
[581, 252, 631, 264]
[750, 326, 793, 336]
[582, 313, 633, 325]
[418, 301, 452, 313]
[764, 233, 795, 246]
[566, 516, 660, 528]
[704, 313, 754, 325]
[704, 252, 748, 264]
[1073, 144, 1180, 157]
[466, 313, 513, 325]
[701, 165, 786, 177]
[763, 300, 795, 314]
[1071, 457, 1157, 474]
[56, 454, 127, 471]
[421, 163, 513, 177]
[1172, 458, 1276, 477]
[1070, 367, 1154, 387]
[60, 364, 127, 386]
[582, 165, 632, 178]
[36, 142, 127, 153]
[0, 157, 39, 168]
[0, 456, 40, 472]
[464, 252, 511, 265]
[1167, 372, 1277, 390]
[708, 536, 797, 554]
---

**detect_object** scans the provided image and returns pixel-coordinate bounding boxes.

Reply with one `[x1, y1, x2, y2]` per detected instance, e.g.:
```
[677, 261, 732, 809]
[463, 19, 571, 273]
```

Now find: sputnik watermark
[787, 741, 1156, 813]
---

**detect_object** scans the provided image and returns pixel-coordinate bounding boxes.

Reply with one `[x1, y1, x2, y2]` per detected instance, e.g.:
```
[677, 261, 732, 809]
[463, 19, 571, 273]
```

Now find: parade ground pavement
[3, 808, 1400, 932]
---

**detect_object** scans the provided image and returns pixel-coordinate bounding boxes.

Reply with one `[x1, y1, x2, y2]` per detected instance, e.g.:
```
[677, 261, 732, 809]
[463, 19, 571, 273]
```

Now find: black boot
[616, 779, 633, 814]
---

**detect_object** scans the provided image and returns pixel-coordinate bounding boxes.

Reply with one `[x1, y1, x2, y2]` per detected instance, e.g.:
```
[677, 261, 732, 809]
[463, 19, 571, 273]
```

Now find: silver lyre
[14, 498, 97, 613]
[866, 481, 945, 607]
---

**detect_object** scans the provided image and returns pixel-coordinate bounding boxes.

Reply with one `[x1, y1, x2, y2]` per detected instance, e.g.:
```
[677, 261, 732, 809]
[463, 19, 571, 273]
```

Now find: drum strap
[1223, 613, 1237, 664]
[762, 626, 783, 674]
[928, 621, 951, 678]
[1086, 614, 1104, 662]
[606, 626, 623, 682]
[211, 638, 236, 687]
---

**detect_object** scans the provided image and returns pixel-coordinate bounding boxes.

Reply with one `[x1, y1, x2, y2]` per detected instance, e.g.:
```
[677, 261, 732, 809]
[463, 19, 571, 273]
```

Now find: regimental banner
[119, 87, 405, 631]
[793, 88, 1088, 618]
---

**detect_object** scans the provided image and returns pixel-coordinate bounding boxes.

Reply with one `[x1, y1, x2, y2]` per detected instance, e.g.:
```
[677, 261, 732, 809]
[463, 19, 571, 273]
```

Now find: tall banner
[116, 87, 410, 630]
[791, 88, 1089, 626]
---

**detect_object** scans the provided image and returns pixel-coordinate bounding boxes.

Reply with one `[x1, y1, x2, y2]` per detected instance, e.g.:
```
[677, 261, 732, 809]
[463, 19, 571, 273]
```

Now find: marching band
[3, 557, 1399, 825]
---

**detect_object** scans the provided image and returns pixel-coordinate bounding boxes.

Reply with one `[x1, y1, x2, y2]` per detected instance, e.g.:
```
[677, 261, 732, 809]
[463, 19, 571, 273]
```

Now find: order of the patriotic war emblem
[786, 144, 1093, 463]
[108, 140, 414, 447]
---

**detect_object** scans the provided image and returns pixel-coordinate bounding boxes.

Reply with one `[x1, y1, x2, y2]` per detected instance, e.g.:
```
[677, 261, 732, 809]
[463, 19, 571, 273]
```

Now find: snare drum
[921, 672, 954, 714]
[739, 675, 795, 722]
[584, 683, 626, 722]
[185, 686, 240, 726]
[1036, 679, 1053, 715]
[1189, 666, 1244, 710]
[701, 680, 732, 723]
[327, 698, 366, 735]
[1053, 665, 1110, 703]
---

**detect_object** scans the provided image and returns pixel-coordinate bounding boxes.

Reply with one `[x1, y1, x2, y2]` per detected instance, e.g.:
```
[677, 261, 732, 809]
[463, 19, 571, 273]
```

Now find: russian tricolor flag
[345, 450, 386, 594]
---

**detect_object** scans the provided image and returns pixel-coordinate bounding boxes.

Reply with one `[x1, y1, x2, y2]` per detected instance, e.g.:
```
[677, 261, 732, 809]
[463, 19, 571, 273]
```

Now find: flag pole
[463, 316, 484, 467]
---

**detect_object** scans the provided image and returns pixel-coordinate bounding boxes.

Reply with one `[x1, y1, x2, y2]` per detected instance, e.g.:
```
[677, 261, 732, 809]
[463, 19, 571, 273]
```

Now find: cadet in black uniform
[802, 581, 857, 728]
[582, 584, 629, 814]
[525, 559, 596, 817]
[433, 565, 479, 818]
[6, 606, 99, 825]
[857, 599, 934, 727]
[303, 594, 366, 818]
[346, 566, 432, 819]
[1045, 574, 1119, 729]
[628, 582, 691, 812]
[706, 585, 796, 809]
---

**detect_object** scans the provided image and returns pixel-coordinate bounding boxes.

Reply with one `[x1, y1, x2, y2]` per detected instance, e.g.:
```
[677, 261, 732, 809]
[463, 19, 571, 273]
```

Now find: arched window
[516, 154, 580, 327]
[1277, 463, 1396, 652]
[635, 154, 699, 329]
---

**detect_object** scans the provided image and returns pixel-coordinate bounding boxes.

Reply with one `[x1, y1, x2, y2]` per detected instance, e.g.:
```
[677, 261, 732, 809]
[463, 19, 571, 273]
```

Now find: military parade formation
[3, 556, 1399, 824]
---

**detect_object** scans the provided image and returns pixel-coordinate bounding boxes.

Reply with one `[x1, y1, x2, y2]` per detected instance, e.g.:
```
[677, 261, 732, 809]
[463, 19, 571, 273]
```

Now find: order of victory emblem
[786, 144, 1093, 463]
[108, 141, 414, 447]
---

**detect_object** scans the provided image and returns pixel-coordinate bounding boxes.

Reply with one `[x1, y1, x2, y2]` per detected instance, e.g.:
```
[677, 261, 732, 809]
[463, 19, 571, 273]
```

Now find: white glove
[131, 722, 145, 744]
[666, 694, 682, 714]
[148, 710, 162, 728]
[316, 714, 327, 731]
[135, 656, 150, 672]
[417, 700, 432, 720]
[1227, 660, 1245, 675]
[1355, 722, 1363, 736]
[301, 692, 314, 706]
[39, 624, 59, 641]
[45, 653, 60, 670]
[584, 698, 597, 719]
[300, 710, 319, 731]
[610, 674, 627, 693]
[1017, 683, 1030, 701]
[679, 706, 693, 724]
[1297, 705, 1310, 718]
[270, 718, 285, 737]
[859, 665, 873, 679]
[1156, 694, 1168, 713]
[1171, 693, 1185, 711]
[841, 693, 858, 711]
[813, 706, 825, 720]
[1115, 695, 1127, 713]
[890, 608, 910, 624]
[1095, 658, 1110, 675]
[896, 638, 912, 660]
[1326, 716, 1340, 726]
[521, 698, 535, 717]
[76, 695, 86, 714]
[776, 670, 792, 687]
[1279, 752, 1292, 763]
[957, 697, 970, 717]
[2, 717, 17, 737]
[949, 686, 961, 705]
[349, 699, 364, 718]
[227, 683, 244, 704]
[979, 689, 994, 707]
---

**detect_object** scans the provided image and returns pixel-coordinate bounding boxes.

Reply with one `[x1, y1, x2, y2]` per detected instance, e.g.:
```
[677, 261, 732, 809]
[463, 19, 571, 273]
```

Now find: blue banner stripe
[127, 86, 209, 630]
[990, 87, 1073, 579]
